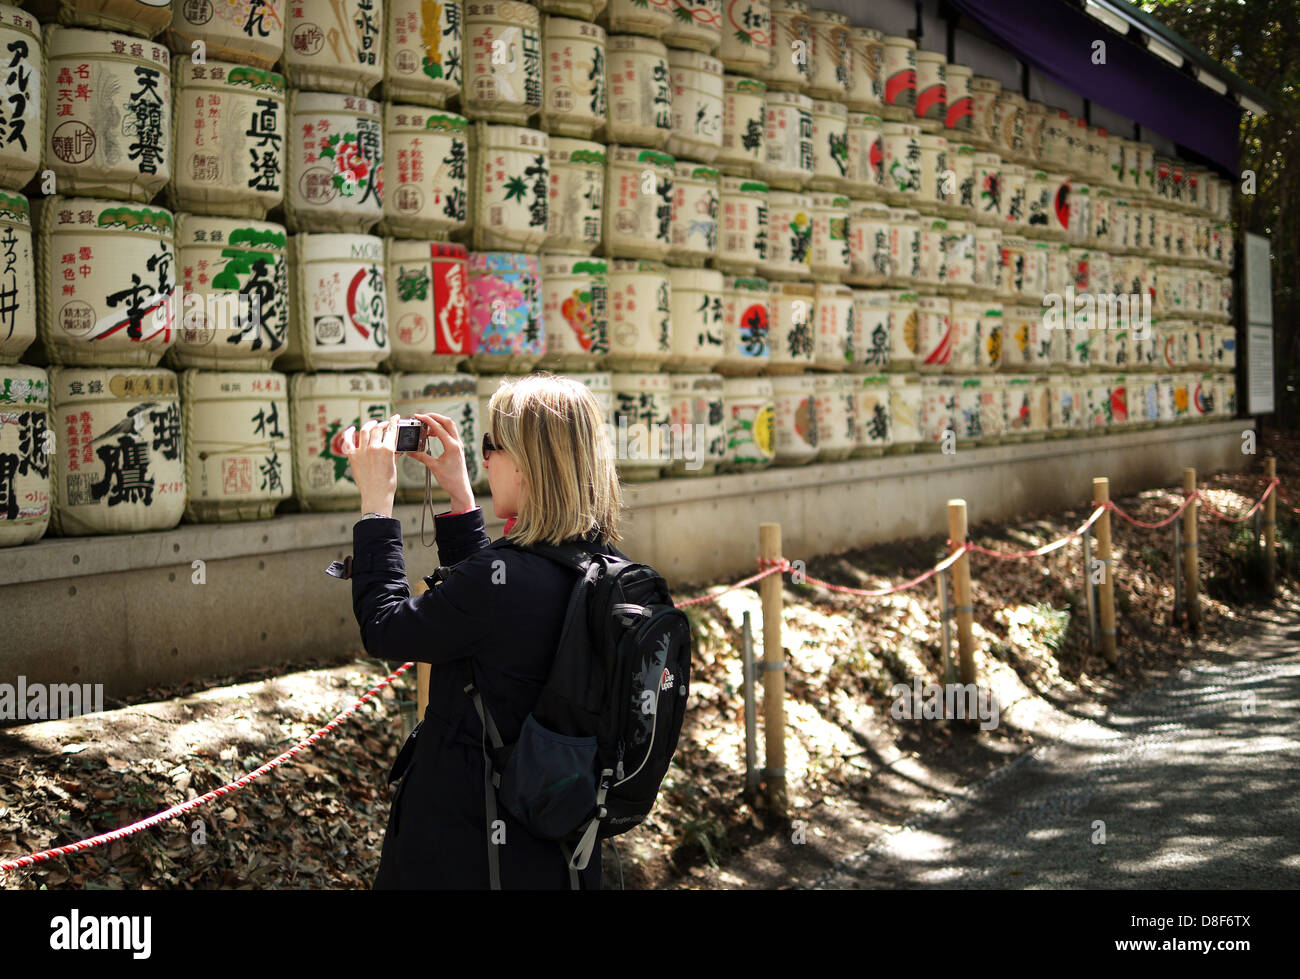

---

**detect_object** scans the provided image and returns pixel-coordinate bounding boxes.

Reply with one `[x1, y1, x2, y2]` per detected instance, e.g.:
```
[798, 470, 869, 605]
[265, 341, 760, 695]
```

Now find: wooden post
[1182, 467, 1200, 633]
[1093, 478, 1118, 665]
[759, 523, 787, 818]
[947, 501, 976, 686]
[1265, 457, 1277, 593]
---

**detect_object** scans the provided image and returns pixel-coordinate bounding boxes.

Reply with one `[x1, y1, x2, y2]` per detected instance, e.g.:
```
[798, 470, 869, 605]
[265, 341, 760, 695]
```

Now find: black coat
[350, 507, 623, 889]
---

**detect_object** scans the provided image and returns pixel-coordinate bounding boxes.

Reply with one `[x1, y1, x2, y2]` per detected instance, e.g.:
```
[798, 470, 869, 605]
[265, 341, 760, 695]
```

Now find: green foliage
[1141, 1, 1300, 425]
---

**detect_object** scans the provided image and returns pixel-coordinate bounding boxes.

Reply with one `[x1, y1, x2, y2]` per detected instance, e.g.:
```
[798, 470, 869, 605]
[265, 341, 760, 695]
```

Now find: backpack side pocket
[499, 714, 599, 841]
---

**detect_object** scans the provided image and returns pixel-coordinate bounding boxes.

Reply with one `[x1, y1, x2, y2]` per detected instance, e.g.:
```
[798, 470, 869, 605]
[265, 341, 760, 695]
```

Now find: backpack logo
[661, 668, 674, 692]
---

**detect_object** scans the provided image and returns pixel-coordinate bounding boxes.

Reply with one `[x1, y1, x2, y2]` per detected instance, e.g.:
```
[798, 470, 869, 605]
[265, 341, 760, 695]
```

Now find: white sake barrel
[1023, 101, 1047, 164]
[669, 266, 724, 371]
[606, 0, 674, 35]
[843, 112, 884, 199]
[1108, 133, 1127, 191]
[393, 372, 481, 502]
[1119, 138, 1141, 193]
[1047, 240, 1073, 298]
[1000, 163, 1026, 229]
[1025, 239, 1050, 300]
[948, 142, 975, 217]
[719, 0, 771, 73]
[972, 224, 1001, 296]
[281, 233, 388, 371]
[850, 289, 888, 372]
[813, 373, 854, 460]
[809, 192, 848, 283]
[285, 92, 383, 234]
[766, 279, 813, 374]
[1024, 170, 1058, 237]
[1040, 108, 1070, 170]
[996, 234, 1025, 301]
[665, 0, 722, 53]
[759, 0, 810, 93]
[976, 376, 1003, 443]
[0, 364, 50, 544]
[605, 259, 671, 370]
[716, 176, 767, 274]
[171, 60, 285, 220]
[1082, 375, 1111, 433]
[758, 89, 813, 190]
[1067, 181, 1091, 244]
[463, 0, 543, 123]
[719, 74, 767, 176]
[1109, 197, 1131, 251]
[1192, 372, 1215, 420]
[886, 206, 920, 287]
[465, 123, 549, 251]
[994, 91, 1025, 161]
[811, 280, 850, 370]
[845, 26, 883, 111]
[878, 34, 915, 122]
[380, 106, 469, 239]
[605, 34, 672, 148]
[541, 15, 607, 138]
[538, 254, 609, 369]
[718, 275, 770, 374]
[1109, 374, 1130, 427]
[886, 289, 918, 371]
[1000, 304, 1044, 372]
[384, 0, 464, 107]
[947, 298, 980, 373]
[167, 2, 282, 68]
[287, 370, 391, 511]
[880, 121, 922, 205]
[0, 6, 40, 191]
[720, 374, 773, 470]
[976, 304, 1002, 372]
[180, 369, 291, 521]
[1066, 116, 1091, 179]
[31, 0, 172, 38]
[284, 0, 385, 96]
[809, 99, 848, 191]
[846, 199, 890, 286]
[668, 372, 725, 475]
[952, 376, 983, 445]
[916, 133, 948, 214]
[386, 240, 471, 371]
[1000, 374, 1029, 440]
[942, 219, 974, 294]
[807, 7, 849, 102]
[851, 373, 889, 456]
[35, 197, 178, 368]
[886, 371, 920, 452]
[611, 371, 670, 479]
[1217, 324, 1236, 371]
[944, 63, 972, 136]
[43, 28, 170, 203]
[1154, 156, 1173, 203]
[667, 49, 723, 163]
[916, 216, 946, 289]
[0, 193, 36, 365]
[1027, 374, 1051, 435]
[971, 151, 1002, 225]
[915, 295, 949, 373]
[1047, 378, 1080, 435]
[914, 49, 946, 133]
[602, 146, 674, 262]
[568, 370, 613, 427]
[48, 365, 184, 534]
[967, 76, 1000, 150]
[545, 138, 604, 255]
[765, 190, 812, 280]
[466, 251, 543, 372]
[917, 376, 956, 450]
[669, 162, 720, 266]
[771, 372, 815, 465]
[170, 215, 288, 371]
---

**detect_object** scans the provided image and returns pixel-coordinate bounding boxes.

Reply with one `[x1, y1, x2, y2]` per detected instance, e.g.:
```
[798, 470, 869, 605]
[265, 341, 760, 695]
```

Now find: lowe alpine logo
[660, 668, 674, 692]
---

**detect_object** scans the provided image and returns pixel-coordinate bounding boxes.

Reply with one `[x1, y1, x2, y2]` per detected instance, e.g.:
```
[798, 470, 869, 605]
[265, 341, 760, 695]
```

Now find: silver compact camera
[394, 418, 428, 453]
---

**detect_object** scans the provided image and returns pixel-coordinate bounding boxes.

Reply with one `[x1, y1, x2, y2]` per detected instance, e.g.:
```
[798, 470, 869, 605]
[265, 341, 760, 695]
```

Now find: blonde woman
[341, 372, 626, 889]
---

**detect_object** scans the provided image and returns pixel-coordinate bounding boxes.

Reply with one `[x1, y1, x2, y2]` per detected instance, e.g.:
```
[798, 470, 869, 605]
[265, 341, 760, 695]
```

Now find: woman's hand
[341, 415, 400, 515]
[402, 412, 476, 512]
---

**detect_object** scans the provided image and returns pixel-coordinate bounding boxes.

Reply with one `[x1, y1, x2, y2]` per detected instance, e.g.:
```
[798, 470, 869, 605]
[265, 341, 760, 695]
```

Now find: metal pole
[742, 610, 758, 796]
[938, 567, 954, 686]
[1083, 525, 1098, 652]
[1265, 457, 1278, 593]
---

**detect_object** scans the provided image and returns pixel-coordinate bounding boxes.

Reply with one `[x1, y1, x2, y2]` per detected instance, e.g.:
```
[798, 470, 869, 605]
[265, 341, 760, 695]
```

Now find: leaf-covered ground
[2, 440, 1296, 890]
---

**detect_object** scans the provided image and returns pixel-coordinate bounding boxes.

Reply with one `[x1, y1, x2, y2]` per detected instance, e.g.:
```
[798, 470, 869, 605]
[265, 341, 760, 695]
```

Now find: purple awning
[947, 0, 1241, 173]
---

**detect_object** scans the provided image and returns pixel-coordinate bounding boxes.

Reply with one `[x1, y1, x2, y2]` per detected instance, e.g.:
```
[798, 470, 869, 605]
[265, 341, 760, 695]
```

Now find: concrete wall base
[0, 420, 1253, 701]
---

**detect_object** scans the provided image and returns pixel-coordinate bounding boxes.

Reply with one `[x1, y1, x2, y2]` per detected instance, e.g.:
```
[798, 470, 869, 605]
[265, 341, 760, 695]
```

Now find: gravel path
[814, 610, 1300, 889]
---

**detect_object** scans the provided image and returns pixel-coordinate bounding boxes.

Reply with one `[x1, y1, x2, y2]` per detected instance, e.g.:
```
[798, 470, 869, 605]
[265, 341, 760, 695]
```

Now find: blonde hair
[487, 372, 624, 548]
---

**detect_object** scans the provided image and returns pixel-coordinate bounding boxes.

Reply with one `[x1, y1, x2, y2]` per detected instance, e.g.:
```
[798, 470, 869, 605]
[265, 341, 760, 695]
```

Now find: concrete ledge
[0, 419, 1253, 701]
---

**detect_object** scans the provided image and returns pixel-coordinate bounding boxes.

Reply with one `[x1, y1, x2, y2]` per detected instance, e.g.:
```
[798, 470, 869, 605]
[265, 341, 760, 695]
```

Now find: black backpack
[457, 538, 692, 890]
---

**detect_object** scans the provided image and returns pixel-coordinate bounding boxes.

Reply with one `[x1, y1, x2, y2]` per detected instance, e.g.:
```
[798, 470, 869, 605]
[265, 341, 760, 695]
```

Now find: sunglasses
[482, 432, 500, 459]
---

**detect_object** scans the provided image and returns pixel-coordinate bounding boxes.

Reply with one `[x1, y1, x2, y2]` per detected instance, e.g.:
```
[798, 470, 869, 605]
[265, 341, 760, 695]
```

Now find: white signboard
[1243, 232, 1274, 416]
